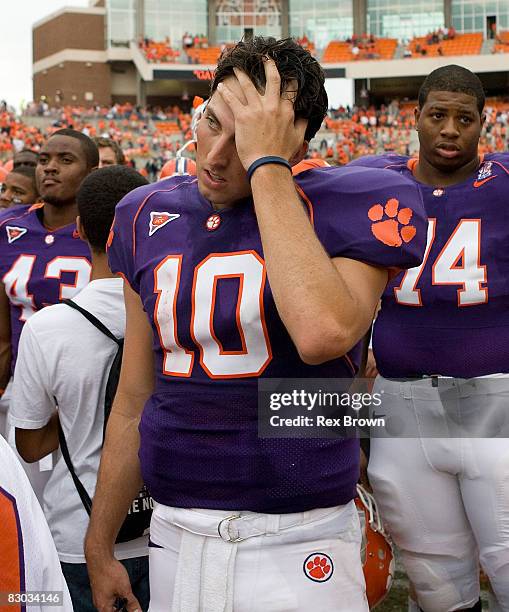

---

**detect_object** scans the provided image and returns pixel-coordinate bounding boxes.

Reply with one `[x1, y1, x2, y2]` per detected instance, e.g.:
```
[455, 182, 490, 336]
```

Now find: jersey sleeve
[106, 187, 147, 292]
[295, 165, 427, 271]
[10, 318, 55, 429]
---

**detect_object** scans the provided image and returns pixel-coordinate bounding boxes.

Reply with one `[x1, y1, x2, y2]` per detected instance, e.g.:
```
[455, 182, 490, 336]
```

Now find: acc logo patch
[303, 552, 334, 582]
[149, 212, 180, 236]
[368, 198, 416, 247]
[6, 225, 27, 244]
[473, 161, 496, 188]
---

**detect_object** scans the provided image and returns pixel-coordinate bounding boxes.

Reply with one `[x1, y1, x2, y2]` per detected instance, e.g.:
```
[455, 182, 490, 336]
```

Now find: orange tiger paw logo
[303, 553, 334, 582]
[368, 198, 417, 247]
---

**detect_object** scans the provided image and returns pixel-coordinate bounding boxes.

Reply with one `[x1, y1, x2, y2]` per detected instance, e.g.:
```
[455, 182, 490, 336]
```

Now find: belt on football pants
[157, 504, 346, 612]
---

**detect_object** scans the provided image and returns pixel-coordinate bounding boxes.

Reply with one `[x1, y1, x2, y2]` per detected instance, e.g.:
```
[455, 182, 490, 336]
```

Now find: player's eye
[432, 112, 443, 120]
[460, 116, 473, 124]
[206, 115, 217, 129]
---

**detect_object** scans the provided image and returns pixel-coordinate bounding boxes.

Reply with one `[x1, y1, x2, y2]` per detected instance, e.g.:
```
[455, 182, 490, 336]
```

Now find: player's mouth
[42, 178, 60, 186]
[436, 143, 461, 159]
[203, 169, 226, 189]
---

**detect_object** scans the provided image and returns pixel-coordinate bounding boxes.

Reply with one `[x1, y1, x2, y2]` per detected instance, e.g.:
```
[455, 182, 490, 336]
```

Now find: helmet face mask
[356, 485, 395, 609]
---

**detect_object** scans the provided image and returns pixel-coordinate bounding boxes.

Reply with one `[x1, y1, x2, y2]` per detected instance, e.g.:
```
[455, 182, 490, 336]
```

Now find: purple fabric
[0, 206, 91, 369]
[352, 153, 509, 377]
[108, 169, 427, 511]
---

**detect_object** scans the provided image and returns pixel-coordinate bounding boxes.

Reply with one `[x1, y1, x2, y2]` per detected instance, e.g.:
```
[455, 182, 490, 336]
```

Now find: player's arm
[0, 283, 11, 391]
[254, 188, 387, 363]
[84, 281, 154, 612]
[10, 320, 59, 461]
[218, 61, 388, 363]
[15, 414, 59, 463]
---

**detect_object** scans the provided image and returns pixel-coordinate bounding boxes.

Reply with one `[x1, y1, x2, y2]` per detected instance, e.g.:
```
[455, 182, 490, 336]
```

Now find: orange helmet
[159, 157, 197, 180]
[356, 485, 394, 609]
[292, 158, 331, 176]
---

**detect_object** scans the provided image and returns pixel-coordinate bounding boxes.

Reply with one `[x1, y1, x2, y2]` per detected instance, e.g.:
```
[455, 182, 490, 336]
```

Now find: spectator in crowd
[11, 165, 150, 612]
[93, 136, 126, 167]
[0, 165, 39, 209]
[13, 148, 38, 169]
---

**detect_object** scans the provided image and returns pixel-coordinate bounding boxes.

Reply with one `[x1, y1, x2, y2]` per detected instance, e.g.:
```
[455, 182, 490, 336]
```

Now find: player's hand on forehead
[217, 57, 307, 170]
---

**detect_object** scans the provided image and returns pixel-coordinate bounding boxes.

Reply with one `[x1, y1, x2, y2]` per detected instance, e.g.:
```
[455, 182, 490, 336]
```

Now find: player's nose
[440, 116, 460, 137]
[206, 136, 230, 169]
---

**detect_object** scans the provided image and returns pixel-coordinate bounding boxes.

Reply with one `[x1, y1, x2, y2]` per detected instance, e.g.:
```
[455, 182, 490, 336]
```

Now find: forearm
[0, 339, 11, 390]
[85, 392, 144, 560]
[15, 412, 59, 462]
[252, 165, 364, 359]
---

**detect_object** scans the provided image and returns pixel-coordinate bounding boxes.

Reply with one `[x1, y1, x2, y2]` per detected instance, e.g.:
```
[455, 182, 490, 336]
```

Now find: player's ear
[414, 106, 421, 130]
[76, 216, 88, 243]
[480, 111, 487, 128]
[289, 140, 308, 166]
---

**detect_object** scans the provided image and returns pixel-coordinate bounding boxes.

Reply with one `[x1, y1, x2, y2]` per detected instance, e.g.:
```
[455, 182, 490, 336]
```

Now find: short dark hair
[13, 149, 38, 169]
[77, 165, 147, 252]
[50, 128, 99, 169]
[92, 136, 126, 165]
[10, 164, 37, 184]
[418, 65, 485, 114]
[211, 36, 327, 141]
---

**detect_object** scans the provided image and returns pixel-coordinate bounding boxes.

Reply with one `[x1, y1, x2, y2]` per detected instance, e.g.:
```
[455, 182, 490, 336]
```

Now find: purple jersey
[0, 204, 92, 369]
[350, 153, 509, 378]
[108, 167, 426, 512]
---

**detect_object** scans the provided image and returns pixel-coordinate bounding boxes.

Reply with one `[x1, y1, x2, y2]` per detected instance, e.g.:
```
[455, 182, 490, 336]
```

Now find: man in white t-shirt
[10, 165, 150, 612]
[0, 435, 72, 611]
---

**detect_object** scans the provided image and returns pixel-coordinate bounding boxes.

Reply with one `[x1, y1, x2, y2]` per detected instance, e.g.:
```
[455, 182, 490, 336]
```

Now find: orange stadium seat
[409, 33, 482, 58]
[322, 37, 397, 62]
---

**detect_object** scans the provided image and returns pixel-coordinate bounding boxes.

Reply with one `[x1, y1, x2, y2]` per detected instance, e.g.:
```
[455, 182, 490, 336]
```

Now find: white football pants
[148, 499, 368, 611]
[368, 375, 509, 612]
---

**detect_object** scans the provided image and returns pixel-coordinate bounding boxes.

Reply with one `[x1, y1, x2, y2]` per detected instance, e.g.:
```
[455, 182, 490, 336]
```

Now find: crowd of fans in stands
[1, 97, 508, 178]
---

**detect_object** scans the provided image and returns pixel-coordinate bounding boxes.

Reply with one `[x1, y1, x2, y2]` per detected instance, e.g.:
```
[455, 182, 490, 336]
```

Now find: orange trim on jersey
[210, 273, 248, 356]
[431, 218, 487, 307]
[342, 353, 356, 376]
[190, 250, 272, 380]
[0, 488, 25, 612]
[394, 218, 437, 307]
[153, 255, 194, 378]
[293, 184, 315, 227]
[407, 153, 486, 177]
[28, 202, 44, 212]
[491, 159, 509, 177]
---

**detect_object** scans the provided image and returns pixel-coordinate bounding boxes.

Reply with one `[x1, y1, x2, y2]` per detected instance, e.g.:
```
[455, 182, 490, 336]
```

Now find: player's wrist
[246, 156, 292, 182]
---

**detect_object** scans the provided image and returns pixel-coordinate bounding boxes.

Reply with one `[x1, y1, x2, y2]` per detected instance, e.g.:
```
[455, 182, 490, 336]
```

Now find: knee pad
[400, 550, 479, 612]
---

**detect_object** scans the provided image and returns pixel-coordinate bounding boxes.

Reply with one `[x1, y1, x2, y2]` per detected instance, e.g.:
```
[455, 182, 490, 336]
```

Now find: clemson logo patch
[368, 198, 416, 247]
[303, 552, 334, 582]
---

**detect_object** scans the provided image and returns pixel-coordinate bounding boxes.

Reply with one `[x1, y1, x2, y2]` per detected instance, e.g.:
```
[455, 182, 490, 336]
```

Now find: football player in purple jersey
[0, 129, 97, 492]
[85, 37, 427, 612]
[351, 66, 509, 612]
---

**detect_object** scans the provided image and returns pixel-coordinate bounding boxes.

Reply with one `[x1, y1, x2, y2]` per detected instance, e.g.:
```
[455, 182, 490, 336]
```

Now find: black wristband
[247, 156, 292, 182]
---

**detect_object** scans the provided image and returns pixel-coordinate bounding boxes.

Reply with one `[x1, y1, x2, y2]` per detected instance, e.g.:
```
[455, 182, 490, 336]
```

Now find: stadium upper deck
[32, 0, 509, 108]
